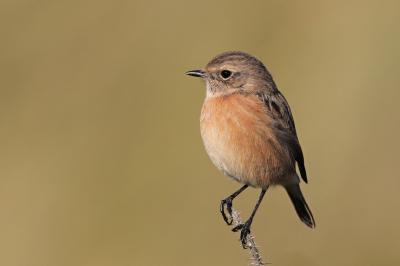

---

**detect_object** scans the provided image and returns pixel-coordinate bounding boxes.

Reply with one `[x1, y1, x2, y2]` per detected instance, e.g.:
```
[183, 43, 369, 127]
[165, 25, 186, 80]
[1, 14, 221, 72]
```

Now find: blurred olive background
[1, 1, 400, 265]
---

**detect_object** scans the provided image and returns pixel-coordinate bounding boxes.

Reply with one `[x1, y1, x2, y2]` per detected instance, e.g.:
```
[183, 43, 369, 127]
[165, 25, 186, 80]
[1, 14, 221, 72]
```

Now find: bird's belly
[200, 94, 291, 188]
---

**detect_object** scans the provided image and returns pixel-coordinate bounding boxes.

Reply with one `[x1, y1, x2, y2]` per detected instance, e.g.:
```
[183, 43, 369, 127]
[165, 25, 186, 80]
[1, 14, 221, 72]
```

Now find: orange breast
[200, 93, 294, 188]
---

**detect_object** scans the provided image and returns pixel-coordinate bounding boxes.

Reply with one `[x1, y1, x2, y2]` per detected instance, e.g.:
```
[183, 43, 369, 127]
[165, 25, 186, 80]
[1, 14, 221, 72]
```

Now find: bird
[185, 51, 315, 248]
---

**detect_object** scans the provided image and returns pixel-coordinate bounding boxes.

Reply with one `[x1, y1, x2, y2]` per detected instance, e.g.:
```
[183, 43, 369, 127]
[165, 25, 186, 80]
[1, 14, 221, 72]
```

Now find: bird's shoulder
[254, 90, 296, 134]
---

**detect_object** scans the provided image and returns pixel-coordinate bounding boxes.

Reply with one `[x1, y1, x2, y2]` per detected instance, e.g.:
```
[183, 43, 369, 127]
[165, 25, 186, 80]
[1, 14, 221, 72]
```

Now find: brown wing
[258, 91, 308, 183]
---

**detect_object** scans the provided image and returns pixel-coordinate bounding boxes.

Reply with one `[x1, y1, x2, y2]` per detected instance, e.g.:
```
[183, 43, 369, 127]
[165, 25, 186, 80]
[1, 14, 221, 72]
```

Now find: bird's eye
[220, 70, 232, 79]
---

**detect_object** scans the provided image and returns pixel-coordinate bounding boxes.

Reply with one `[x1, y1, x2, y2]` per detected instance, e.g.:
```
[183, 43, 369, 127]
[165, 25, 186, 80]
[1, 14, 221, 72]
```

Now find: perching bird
[186, 51, 315, 248]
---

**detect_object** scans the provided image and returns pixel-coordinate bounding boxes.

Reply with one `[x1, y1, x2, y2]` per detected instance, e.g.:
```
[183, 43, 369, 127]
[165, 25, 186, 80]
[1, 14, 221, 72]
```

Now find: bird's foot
[232, 220, 252, 249]
[220, 198, 233, 225]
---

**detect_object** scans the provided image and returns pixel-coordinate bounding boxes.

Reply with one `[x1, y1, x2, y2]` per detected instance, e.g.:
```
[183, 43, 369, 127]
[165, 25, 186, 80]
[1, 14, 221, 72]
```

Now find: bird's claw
[232, 220, 251, 249]
[220, 198, 233, 225]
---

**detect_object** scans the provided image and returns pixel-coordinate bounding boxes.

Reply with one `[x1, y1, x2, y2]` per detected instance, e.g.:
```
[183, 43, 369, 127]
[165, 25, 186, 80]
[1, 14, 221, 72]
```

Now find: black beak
[185, 70, 206, 78]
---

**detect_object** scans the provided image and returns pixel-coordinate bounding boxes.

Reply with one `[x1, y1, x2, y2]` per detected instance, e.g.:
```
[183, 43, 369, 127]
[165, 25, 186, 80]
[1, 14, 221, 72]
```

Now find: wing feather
[258, 91, 308, 183]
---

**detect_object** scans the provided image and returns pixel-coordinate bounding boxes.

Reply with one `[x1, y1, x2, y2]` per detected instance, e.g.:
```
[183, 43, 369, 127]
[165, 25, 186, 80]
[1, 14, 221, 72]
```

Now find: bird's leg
[232, 188, 268, 248]
[220, 185, 248, 225]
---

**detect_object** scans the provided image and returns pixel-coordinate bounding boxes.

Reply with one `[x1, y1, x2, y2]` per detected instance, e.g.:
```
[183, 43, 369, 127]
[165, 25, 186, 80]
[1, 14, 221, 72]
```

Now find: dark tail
[285, 184, 316, 229]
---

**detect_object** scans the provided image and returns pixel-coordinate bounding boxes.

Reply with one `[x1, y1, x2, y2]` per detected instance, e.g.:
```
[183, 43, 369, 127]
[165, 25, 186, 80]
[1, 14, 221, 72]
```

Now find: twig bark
[231, 208, 270, 265]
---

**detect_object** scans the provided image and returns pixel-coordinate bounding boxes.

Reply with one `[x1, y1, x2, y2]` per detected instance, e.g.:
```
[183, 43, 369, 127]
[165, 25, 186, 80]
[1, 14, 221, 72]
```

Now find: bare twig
[231, 208, 270, 265]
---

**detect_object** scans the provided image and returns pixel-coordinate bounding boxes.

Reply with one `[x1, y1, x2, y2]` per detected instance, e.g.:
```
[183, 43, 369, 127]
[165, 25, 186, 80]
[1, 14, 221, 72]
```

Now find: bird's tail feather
[285, 184, 316, 229]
